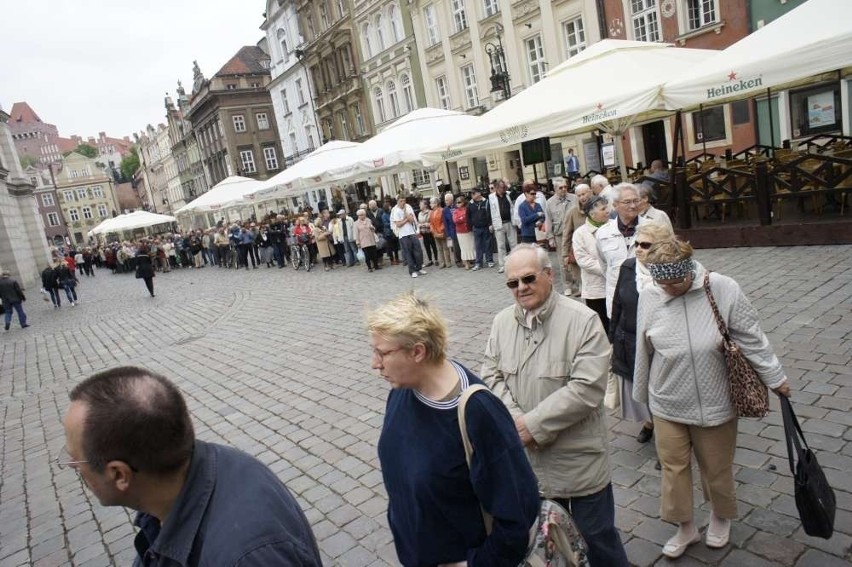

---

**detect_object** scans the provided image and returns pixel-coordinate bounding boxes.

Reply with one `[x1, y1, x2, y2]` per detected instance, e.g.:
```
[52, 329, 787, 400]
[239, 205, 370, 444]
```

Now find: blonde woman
[369, 292, 539, 566]
[313, 218, 335, 271]
[572, 195, 609, 328]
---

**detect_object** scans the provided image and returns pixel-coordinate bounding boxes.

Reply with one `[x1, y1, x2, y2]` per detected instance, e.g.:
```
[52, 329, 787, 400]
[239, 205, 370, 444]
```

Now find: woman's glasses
[636, 241, 653, 250]
[506, 270, 545, 289]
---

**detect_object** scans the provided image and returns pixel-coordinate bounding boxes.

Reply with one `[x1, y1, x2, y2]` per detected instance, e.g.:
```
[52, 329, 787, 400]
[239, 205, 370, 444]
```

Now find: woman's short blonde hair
[366, 292, 448, 364]
[646, 237, 694, 264]
[635, 221, 674, 243]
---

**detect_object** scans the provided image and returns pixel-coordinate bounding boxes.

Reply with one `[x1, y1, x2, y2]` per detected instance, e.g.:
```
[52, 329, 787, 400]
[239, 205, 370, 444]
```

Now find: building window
[631, 0, 660, 42]
[436, 76, 451, 110]
[339, 112, 350, 140]
[337, 0, 346, 18]
[82, 206, 93, 220]
[790, 83, 842, 138]
[563, 16, 587, 58]
[341, 46, 354, 75]
[452, 0, 468, 33]
[306, 126, 316, 148]
[76, 188, 87, 199]
[387, 80, 401, 119]
[277, 28, 290, 62]
[41, 193, 55, 207]
[226, 84, 237, 90]
[319, 1, 330, 29]
[401, 74, 415, 113]
[264, 147, 279, 170]
[233, 115, 246, 132]
[290, 132, 299, 153]
[69, 208, 79, 222]
[354, 103, 366, 136]
[64, 190, 74, 202]
[412, 168, 432, 186]
[296, 79, 306, 105]
[389, 5, 402, 43]
[374, 86, 387, 123]
[461, 64, 479, 109]
[375, 14, 386, 51]
[93, 186, 104, 198]
[281, 89, 291, 114]
[526, 35, 547, 84]
[47, 212, 60, 226]
[239, 150, 257, 174]
[686, 0, 717, 31]
[70, 169, 79, 179]
[483, 0, 498, 17]
[362, 23, 374, 58]
[256, 113, 270, 130]
[424, 5, 440, 46]
[97, 204, 108, 217]
[692, 106, 726, 143]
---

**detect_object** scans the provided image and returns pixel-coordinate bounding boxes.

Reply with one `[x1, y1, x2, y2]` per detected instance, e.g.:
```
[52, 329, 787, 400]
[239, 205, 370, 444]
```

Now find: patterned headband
[648, 257, 695, 281]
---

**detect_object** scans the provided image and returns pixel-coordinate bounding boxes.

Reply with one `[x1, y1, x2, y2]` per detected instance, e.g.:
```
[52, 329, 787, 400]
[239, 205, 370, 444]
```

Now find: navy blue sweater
[378, 362, 540, 567]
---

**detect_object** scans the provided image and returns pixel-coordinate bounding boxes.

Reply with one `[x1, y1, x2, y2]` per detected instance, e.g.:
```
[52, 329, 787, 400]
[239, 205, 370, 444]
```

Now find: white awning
[174, 176, 264, 215]
[89, 210, 176, 235]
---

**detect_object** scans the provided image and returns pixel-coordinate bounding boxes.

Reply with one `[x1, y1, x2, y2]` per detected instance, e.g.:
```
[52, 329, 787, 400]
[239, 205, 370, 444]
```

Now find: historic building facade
[166, 85, 209, 206]
[136, 124, 173, 215]
[185, 47, 282, 190]
[295, 0, 374, 142]
[0, 107, 55, 287]
[263, 0, 321, 165]
[25, 165, 68, 246]
[54, 152, 119, 245]
[7, 102, 62, 167]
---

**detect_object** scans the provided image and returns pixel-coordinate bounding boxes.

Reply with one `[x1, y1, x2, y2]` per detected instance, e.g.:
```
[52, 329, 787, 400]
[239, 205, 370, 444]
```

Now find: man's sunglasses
[506, 270, 545, 289]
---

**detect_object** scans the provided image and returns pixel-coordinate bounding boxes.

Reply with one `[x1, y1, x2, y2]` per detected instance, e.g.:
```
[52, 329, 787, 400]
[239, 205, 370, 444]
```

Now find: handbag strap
[457, 383, 494, 535]
[779, 395, 810, 476]
[702, 272, 731, 342]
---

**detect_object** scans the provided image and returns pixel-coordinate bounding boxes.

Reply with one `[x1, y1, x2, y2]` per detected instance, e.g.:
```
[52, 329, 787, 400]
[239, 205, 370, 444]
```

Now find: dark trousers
[585, 298, 610, 332]
[399, 234, 423, 275]
[273, 242, 285, 267]
[421, 233, 437, 263]
[3, 301, 27, 327]
[248, 245, 259, 267]
[363, 245, 379, 270]
[555, 484, 629, 567]
[63, 282, 78, 302]
[142, 276, 154, 296]
[473, 226, 493, 266]
[47, 288, 61, 306]
[520, 234, 537, 244]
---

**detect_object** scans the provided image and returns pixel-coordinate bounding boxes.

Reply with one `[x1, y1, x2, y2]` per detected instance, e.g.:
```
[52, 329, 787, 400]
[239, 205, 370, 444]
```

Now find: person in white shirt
[488, 179, 517, 273]
[591, 174, 614, 205]
[390, 196, 426, 279]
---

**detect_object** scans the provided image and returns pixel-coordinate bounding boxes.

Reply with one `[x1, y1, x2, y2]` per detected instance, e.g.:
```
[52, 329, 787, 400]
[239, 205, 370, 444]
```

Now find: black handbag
[779, 395, 836, 539]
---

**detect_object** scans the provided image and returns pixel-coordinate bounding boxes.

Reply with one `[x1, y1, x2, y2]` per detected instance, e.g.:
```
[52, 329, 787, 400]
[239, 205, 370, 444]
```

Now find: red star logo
[596, 102, 604, 110]
[728, 71, 738, 81]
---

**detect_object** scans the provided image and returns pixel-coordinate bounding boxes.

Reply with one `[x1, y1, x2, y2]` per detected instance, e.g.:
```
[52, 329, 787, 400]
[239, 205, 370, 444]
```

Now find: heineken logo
[582, 103, 617, 124]
[441, 148, 463, 160]
[706, 71, 763, 99]
[498, 124, 529, 144]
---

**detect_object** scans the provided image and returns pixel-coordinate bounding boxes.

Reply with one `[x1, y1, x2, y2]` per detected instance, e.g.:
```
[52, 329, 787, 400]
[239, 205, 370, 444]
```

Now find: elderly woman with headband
[369, 292, 539, 567]
[633, 237, 791, 559]
[572, 194, 610, 328]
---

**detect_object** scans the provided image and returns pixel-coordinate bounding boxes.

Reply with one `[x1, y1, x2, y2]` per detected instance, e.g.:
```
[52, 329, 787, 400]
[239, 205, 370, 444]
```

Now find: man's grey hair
[507, 243, 552, 270]
[612, 183, 639, 203]
[429, 196, 440, 205]
[636, 183, 653, 200]
[444, 192, 454, 203]
[553, 178, 568, 190]
[590, 174, 609, 190]
[368, 199, 377, 208]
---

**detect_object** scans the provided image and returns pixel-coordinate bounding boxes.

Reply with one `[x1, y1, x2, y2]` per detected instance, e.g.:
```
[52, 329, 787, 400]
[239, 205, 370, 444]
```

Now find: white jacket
[488, 192, 517, 231]
[572, 222, 606, 300]
[634, 262, 786, 427]
[596, 217, 641, 317]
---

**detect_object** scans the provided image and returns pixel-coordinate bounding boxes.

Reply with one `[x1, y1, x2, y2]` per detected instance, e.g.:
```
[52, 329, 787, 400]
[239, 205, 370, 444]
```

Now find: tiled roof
[214, 46, 271, 77]
[56, 137, 79, 154]
[9, 102, 42, 123]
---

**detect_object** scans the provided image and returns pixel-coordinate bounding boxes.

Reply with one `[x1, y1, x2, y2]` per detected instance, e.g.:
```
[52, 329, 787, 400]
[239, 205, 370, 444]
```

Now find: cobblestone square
[1, 245, 851, 566]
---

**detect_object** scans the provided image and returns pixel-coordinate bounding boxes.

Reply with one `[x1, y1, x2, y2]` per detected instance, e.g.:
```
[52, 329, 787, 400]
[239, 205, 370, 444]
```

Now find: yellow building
[55, 152, 119, 245]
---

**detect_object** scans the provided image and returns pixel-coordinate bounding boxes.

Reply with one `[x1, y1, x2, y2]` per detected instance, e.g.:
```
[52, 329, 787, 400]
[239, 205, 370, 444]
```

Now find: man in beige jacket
[481, 244, 628, 567]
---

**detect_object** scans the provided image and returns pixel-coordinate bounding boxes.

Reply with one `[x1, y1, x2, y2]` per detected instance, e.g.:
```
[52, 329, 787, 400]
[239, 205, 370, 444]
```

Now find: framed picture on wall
[459, 166, 470, 180]
[488, 154, 498, 170]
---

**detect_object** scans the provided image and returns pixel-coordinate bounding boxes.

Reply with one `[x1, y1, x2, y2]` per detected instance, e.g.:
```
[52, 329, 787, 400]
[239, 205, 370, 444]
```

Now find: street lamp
[485, 24, 511, 101]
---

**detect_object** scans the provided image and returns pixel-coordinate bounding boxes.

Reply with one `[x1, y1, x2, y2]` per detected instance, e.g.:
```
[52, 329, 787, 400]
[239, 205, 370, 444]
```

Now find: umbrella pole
[699, 104, 708, 156]
[766, 87, 775, 150]
[616, 131, 628, 183]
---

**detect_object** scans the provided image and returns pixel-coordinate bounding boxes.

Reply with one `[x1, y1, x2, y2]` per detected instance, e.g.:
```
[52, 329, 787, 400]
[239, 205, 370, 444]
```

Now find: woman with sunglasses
[452, 195, 476, 270]
[572, 195, 610, 328]
[633, 237, 791, 559]
[369, 292, 539, 567]
[609, 221, 673, 446]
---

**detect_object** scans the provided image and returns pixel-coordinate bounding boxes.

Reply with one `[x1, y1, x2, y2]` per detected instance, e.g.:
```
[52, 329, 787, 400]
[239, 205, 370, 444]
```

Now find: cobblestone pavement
[1, 245, 851, 567]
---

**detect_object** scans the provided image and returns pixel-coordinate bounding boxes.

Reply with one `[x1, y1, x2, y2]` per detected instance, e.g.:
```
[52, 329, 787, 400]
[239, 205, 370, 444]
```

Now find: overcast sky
[1, 0, 266, 140]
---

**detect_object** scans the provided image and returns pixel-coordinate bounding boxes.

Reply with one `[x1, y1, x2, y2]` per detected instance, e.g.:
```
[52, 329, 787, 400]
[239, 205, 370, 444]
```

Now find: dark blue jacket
[378, 363, 540, 567]
[518, 201, 544, 240]
[133, 441, 321, 567]
[442, 206, 457, 239]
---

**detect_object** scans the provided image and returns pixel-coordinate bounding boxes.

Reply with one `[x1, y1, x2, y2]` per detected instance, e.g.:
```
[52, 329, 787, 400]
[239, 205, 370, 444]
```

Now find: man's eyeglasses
[618, 199, 641, 206]
[635, 241, 653, 250]
[506, 269, 546, 289]
[55, 445, 88, 469]
[372, 346, 405, 361]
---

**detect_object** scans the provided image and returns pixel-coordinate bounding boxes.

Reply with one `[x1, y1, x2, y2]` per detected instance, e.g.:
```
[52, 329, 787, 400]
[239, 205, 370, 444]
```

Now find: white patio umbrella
[174, 175, 264, 215]
[317, 108, 481, 184]
[420, 40, 717, 177]
[247, 140, 363, 200]
[89, 210, 176, 235]
[662, 0, 852, 110]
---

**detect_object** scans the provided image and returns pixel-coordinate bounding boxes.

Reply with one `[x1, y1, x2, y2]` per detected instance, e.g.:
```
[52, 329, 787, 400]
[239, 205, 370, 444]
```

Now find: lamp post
[484, 24, 511, 101]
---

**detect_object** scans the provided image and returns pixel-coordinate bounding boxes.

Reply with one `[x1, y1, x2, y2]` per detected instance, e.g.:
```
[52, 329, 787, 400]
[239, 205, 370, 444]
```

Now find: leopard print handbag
[703, 273, 769, 418]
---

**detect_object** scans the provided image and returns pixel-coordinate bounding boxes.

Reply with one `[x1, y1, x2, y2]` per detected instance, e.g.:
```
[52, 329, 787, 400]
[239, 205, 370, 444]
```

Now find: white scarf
[635, 260, 653, 293]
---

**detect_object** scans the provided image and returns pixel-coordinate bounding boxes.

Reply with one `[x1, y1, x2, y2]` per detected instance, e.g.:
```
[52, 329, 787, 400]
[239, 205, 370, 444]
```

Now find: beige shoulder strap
[457, 383, 494, 534]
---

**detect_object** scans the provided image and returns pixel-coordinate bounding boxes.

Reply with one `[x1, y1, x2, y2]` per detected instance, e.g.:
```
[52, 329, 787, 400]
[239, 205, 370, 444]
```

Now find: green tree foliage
[19, 154, 39, 169]
[74, 144, 98, 158]
[120, 146, 140, 181]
